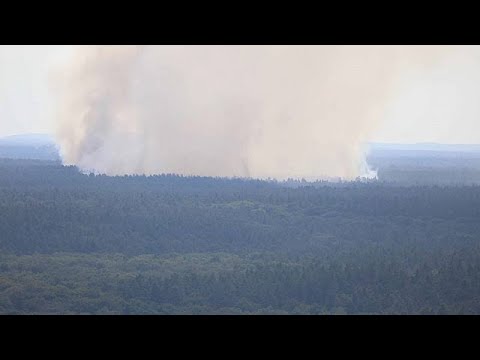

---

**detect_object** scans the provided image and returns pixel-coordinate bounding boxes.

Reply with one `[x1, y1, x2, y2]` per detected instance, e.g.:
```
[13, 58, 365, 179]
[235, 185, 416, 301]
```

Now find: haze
[2, 45, 480, 179]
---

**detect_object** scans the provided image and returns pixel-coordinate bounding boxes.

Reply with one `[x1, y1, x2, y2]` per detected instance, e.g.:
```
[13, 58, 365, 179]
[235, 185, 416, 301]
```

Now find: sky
[1, 45, 480, 144]
[0, 45, 72, 136]
[372, 46, 480, 144]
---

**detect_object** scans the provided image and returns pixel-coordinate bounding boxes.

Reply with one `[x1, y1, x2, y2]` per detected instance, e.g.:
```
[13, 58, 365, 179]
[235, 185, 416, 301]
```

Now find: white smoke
[51, 45, 453, 180]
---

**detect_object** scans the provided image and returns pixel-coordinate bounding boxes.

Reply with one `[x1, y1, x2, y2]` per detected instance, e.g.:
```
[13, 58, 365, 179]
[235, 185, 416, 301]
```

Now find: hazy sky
[1, 45, 480, 144]
[0, 45, 72, 136]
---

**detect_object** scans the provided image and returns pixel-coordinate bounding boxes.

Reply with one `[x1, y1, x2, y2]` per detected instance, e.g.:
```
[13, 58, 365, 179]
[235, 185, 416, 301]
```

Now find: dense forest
[2, 158, 480, 314]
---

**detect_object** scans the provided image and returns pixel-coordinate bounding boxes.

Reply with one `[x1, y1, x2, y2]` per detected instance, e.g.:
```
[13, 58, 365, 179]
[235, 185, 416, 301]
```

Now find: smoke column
[51, 45, 451, 180]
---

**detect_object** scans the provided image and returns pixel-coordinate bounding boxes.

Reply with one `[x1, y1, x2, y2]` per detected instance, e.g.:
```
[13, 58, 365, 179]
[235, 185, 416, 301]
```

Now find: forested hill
[2, 159, 480, 314]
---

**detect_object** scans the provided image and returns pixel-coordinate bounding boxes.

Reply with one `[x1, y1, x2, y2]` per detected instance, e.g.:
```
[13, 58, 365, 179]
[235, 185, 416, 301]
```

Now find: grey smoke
[51, 45, 454, 180]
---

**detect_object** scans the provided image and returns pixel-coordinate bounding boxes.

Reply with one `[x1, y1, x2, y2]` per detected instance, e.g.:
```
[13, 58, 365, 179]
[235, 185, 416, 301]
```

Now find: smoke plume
[51, 45, 451, 180]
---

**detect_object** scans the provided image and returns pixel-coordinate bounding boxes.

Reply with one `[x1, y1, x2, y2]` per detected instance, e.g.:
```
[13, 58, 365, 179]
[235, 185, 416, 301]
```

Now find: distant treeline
[4, 140, 480, 184]
[0, 145, 60, 162]
[368, 154, 480, 185]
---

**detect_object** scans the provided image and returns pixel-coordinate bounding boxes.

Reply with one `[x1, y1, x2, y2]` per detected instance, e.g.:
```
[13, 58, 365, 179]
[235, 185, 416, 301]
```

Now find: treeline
[0, 145, 60, 162]
[368, 154, 480, 185]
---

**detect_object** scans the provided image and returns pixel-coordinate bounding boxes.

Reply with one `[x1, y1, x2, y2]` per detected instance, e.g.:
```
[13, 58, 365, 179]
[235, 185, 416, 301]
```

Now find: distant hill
[368, 142, 480, 154]
[0, 133, 60, 161]
[0, 133, 56, 147]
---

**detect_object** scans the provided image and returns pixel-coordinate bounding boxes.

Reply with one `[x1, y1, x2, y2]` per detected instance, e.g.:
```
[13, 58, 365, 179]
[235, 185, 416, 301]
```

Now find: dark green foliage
[2, 159, 480, 314]
[1, 251, 480, 314]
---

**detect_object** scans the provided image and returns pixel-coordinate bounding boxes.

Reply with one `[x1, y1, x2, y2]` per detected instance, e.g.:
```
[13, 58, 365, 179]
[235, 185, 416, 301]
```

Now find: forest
[1, 158, 480, 314]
